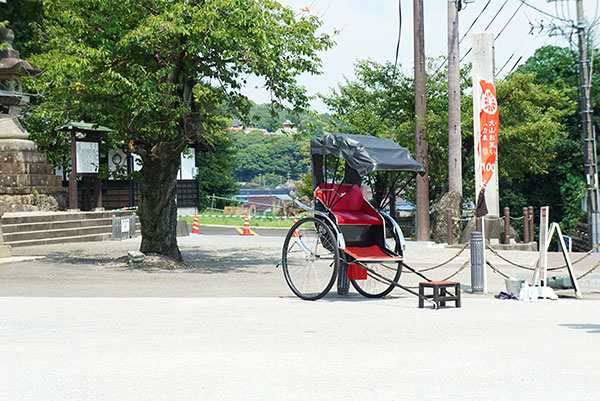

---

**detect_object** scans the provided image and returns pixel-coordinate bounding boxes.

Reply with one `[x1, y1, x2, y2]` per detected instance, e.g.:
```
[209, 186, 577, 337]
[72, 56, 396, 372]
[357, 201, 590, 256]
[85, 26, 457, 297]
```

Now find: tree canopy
[22, 0, 333, 260]
[321, 57, 576, 232]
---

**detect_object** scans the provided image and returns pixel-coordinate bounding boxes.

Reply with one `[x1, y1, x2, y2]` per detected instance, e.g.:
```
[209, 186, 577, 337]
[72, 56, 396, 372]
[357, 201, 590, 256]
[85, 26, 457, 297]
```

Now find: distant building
[273, 120, 297, 136]
[223, 119, 296, 136]
[223, 119, 268, 134]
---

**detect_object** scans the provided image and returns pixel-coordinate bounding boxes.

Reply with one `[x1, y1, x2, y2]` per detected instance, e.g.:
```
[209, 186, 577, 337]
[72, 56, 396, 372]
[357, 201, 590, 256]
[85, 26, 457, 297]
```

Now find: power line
[483, 0, 509, 31]
[517, 0, 571, 23]
[459, 0, 510, 64]
[459, 0, 492, 44]
[393, 0, 401, 71]
[495, 2, 524, 40]
[432, 0, 493, 76]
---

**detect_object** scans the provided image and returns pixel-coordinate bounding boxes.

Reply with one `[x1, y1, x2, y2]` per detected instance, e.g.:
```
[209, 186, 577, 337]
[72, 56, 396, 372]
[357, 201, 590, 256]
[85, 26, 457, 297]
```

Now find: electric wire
[459, 0, 492, 44]
[459, 0, 510, 64]
[393, 0, 401, 71]
[517, 0, 571, 23]
[432, 0, 492, 76]
[495, 2, 524, 40]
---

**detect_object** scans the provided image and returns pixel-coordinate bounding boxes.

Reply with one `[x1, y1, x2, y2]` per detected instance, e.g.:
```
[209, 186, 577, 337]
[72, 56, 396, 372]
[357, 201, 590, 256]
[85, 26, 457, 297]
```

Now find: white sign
[121, 218, 130, 233]
[76, 141, 99, 173]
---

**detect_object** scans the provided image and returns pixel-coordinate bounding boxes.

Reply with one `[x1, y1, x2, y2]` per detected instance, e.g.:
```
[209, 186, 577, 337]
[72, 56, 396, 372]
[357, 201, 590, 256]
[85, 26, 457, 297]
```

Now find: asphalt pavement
[1, 231, 599, 400]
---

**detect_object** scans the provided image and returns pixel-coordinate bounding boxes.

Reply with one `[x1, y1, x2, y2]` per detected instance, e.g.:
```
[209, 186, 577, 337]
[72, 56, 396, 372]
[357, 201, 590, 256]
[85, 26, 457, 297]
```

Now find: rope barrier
[486, 260, 510, 279]
[486, 254, 600, 286]
[577, 259, 600, 280]
[403, 243, 469, 273]
[452, 216, 473, 222]
[486, 239, 600, 272]
[441, 260, 470, 281]
[402, 260, 469, 289]
[486, 244, 540, 270]
[177, 214, 298, 219]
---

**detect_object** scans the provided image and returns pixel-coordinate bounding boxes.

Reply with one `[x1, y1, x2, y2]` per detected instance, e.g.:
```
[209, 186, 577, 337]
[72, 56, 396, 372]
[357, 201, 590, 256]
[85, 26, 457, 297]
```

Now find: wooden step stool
[418, 281, 461, 309]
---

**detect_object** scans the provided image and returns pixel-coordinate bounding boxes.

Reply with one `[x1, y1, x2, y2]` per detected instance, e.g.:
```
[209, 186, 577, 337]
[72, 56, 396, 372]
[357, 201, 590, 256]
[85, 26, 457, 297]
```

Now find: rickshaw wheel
[282, 217, 339, 301]
[350, 215, 402, 298]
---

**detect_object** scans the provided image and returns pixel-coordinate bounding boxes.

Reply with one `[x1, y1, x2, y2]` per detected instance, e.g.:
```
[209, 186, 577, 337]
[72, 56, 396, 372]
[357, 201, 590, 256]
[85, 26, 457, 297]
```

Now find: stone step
[2, 218, 118, 233]
[4, 224, 113, 243]
[4, 233, 113, 247]
[1, 210, 136, 225]
[1, 210, 140, 247]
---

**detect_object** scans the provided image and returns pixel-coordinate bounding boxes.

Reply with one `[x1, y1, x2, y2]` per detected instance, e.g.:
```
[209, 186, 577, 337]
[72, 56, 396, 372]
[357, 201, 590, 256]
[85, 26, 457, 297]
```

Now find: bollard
[446, 209, 453, 245]
[523, 207, 529, 243]
[528, 206, 534, 243]
[470, 231, 484, 293]
[504, 207, 510, 244]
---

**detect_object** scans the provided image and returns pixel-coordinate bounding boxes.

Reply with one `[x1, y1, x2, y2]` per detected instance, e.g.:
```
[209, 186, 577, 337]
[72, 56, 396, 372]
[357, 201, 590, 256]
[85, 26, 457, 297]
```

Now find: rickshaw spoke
[281, 217, 339, 300]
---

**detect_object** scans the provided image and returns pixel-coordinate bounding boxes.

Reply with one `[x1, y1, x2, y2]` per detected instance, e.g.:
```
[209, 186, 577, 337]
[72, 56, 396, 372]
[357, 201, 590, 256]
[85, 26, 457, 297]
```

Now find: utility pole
[448, 0, 462, 196]
[414, 0, 430, 241]
[576, 0, 600, 249]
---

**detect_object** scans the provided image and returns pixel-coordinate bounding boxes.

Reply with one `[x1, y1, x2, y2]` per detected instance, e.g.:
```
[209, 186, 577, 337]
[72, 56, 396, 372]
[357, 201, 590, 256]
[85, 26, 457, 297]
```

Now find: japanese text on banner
[479, 79, 498, 187]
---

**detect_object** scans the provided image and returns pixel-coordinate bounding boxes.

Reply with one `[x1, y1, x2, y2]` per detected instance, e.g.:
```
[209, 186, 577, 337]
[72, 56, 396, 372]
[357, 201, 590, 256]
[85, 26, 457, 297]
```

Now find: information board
[76, 141, 99, 174]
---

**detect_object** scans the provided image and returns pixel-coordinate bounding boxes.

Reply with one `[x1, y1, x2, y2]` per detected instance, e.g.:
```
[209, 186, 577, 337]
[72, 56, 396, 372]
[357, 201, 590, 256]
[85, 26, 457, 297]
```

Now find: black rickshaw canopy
[310, 132, 425, 177]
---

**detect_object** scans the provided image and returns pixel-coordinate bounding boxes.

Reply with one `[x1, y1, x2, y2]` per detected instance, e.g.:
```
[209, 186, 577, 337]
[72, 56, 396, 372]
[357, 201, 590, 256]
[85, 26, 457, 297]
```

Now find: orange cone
[292, 216, 300, 237]
[241, 215, 252, 236]
[192, 215, 200, 234]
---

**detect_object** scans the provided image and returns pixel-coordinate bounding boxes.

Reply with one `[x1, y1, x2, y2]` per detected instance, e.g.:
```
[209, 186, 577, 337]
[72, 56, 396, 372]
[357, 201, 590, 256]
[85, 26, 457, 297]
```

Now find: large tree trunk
[138, 153, 182, 262]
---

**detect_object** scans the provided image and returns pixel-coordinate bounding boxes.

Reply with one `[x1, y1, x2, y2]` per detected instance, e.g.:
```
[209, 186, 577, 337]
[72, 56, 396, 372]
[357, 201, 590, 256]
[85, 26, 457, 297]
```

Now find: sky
[243, 0, 600, 113]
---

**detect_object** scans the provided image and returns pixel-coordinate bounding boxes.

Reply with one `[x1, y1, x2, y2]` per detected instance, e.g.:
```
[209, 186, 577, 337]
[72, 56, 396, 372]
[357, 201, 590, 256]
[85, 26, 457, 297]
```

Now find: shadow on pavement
[33, 245, 281, 276]
[559, 323, 600, 334]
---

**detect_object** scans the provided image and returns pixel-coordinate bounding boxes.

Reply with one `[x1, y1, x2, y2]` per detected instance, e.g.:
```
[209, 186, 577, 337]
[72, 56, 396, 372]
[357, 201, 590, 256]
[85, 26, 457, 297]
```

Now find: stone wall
[0, 193, 67, 213]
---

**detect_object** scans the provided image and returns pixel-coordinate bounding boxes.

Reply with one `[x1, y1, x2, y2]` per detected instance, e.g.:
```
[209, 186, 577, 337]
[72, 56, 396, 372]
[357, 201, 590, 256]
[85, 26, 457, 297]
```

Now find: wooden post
[528, 206, 534, 243]
[414, 0, 430, 241]
[93, 176, 103, 210]
[68, 131, 78, 210]
[503, 207, 510, 244]
[476, 217, 482, 233]
[523, 207, 529, 243]
[447, 0, 462, 195]
[446, 209, 453, 245]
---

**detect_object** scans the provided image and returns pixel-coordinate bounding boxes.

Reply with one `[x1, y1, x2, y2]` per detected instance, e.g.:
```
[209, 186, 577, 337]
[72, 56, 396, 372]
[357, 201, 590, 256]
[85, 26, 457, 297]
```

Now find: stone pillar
[0, 28, 66, 212]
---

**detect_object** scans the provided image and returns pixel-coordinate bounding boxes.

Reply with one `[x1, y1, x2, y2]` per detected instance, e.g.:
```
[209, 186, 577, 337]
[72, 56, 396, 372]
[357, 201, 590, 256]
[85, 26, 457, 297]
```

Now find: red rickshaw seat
[315, 183, 382, 225]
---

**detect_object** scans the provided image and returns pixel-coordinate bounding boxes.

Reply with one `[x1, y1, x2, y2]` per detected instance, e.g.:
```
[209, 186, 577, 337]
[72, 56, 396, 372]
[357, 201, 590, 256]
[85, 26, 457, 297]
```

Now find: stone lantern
[0, 28, 42, 143]
[0, 28, 66, 212]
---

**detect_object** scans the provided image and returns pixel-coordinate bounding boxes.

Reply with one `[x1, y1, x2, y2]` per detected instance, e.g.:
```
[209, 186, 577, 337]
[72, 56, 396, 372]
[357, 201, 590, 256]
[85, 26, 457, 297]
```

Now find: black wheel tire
[350, 215, 402, 298]
[282, 217, 339, 300]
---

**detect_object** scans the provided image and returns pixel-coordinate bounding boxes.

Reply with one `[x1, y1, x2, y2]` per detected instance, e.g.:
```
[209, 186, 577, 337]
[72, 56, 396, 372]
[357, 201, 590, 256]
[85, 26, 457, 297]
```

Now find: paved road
[1, 234, 600, 400]
[1, 296, 599, 400]
[4, 233, 600, 298]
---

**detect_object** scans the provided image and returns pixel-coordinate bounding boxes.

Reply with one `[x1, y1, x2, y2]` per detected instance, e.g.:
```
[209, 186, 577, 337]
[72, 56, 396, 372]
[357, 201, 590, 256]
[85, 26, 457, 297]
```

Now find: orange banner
[478, 79, 498, 188]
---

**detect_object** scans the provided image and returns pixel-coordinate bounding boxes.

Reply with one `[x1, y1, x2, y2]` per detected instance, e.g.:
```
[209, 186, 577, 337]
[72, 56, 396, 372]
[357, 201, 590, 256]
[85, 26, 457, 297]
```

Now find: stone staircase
[1, 210, 140, 248]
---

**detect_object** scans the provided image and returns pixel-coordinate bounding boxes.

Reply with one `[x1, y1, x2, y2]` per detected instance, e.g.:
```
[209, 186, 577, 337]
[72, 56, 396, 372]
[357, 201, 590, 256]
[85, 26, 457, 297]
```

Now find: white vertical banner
[472, 32, 500, 217]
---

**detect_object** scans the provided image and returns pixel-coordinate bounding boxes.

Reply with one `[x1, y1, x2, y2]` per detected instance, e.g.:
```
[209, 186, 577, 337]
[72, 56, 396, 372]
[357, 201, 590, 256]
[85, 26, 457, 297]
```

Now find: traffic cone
[241, 215, 252, 236]
[192, 214, 200, 234]
[292, 216, 300, 237]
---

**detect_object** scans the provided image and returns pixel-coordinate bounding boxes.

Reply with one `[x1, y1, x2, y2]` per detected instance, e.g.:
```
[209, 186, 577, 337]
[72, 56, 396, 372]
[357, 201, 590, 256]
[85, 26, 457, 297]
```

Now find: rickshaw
[281, 132, 431, 303]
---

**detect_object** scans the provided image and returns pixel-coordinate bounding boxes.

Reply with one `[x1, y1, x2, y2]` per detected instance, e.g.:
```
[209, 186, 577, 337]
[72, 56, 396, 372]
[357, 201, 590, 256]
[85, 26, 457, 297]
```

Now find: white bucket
[505, 278, 526, 295]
